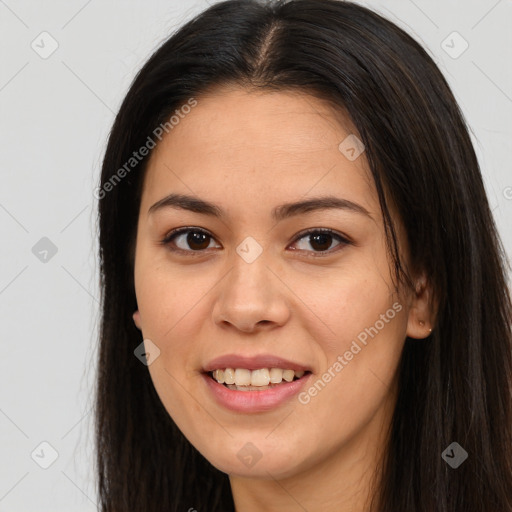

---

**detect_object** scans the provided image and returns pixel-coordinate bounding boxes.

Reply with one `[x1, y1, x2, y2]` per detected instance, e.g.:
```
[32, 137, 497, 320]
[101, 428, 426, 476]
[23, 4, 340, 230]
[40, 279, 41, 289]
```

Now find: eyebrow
[148, 193, 372, 221]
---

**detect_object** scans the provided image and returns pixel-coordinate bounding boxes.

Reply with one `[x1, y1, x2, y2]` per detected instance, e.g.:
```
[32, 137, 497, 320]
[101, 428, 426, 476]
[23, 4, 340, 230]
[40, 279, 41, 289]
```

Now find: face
[132, 85, 431, 480]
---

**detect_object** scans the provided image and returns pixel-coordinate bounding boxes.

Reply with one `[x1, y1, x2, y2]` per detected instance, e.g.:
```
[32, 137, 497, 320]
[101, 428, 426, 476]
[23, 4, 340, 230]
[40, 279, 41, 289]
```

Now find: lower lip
[202, 372, 312, 413]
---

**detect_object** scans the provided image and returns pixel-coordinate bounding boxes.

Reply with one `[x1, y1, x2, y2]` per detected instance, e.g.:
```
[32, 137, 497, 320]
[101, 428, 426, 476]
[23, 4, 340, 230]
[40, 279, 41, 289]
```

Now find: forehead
[152, 85, 359, 156]
[141, 86, 376, 216]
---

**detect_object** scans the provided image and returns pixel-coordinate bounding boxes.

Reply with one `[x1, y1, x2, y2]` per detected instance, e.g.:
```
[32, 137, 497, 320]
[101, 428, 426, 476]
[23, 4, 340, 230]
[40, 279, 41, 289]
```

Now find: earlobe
[133, 310, 142, 331]
[406, 274, 435, 339]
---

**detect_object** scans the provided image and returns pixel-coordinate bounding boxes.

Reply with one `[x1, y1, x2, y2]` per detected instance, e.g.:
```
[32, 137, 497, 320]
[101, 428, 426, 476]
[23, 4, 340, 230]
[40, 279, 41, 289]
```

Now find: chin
[200, 442, 307, 480]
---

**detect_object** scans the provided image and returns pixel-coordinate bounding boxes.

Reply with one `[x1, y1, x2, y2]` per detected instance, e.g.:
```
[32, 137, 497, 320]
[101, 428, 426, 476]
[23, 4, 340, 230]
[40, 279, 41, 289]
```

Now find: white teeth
[211, 367, 307, 387]
[282, 369, 295, 382]
[251, 368, 270, 386]
[224, 368, 235, 385]
[234, 368, 251, 386]
[269, 368, 283, 383]
[213, 369, 225, 384]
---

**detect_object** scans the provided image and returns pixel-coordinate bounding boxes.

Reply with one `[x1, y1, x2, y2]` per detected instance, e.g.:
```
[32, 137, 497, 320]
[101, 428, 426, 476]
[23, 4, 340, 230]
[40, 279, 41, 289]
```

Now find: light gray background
[0, 0, 511, 510]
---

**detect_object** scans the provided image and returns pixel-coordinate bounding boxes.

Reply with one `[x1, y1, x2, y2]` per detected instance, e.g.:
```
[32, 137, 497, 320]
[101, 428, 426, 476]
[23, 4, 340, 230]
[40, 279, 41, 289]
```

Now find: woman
[95, 0, 512, 510]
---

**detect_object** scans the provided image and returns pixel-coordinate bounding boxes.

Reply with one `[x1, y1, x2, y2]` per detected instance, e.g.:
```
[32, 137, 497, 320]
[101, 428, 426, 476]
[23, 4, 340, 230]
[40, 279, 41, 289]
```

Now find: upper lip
[203, 354, 312, 373]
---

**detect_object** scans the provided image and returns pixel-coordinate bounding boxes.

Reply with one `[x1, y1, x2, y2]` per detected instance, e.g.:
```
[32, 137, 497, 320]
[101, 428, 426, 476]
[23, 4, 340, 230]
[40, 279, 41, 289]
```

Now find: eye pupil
[310, 233, 332, 251]
[188, 231, 210, 250]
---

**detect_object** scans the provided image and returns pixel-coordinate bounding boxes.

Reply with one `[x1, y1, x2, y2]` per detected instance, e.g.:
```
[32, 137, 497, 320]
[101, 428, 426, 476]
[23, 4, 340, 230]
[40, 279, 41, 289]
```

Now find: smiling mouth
[207, 368, 312, 391]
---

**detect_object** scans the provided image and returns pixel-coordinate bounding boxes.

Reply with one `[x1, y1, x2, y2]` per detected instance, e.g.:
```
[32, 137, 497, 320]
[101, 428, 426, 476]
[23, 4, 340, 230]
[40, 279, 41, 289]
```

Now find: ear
[406, 273, 434, 339]
[133, 310, 142, 331]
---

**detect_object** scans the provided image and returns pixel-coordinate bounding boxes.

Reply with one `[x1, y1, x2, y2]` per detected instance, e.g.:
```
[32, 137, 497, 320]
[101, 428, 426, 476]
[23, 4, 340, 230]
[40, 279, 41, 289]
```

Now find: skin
[132, 85, 434, 512]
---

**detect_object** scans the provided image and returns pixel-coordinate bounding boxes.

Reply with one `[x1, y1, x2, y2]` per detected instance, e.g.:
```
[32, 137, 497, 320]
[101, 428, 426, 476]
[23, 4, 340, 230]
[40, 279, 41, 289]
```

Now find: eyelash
[160, 227, 352, 257]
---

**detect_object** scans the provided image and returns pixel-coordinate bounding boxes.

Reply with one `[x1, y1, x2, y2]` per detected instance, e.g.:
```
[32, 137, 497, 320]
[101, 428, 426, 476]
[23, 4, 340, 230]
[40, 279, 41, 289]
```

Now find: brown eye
[183, 231, 211, 250]
[161, 227, 350, 256]
[162, 228, 219, 252]
[290, 229, 350, 254]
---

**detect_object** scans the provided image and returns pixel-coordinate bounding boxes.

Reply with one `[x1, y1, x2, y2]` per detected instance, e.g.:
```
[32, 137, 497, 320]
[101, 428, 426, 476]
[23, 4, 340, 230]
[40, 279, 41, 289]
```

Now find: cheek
[292, 331, 405, 472]
[134, 254, 213, 340]
[289, 257, 404, 351]
[292, 265, 406, 431]
[134, 258, 215, 386]
[135, 263, 211, 439]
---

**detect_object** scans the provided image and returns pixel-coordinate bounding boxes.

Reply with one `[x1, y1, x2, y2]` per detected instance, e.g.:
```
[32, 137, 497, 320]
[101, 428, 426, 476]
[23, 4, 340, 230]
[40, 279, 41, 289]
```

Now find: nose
[211, 253, 290, 334]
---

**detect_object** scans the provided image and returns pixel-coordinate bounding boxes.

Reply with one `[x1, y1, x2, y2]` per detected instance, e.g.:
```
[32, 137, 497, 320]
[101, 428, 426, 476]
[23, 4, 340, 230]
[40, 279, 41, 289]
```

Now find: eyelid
[160, 226, 217, 255]
[161, 226, 352, 255]
[289, 228, 352, 256]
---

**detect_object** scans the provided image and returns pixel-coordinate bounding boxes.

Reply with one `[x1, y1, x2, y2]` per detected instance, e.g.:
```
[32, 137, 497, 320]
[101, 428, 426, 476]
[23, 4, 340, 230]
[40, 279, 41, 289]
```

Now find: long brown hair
[95, 1, 512, 510]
